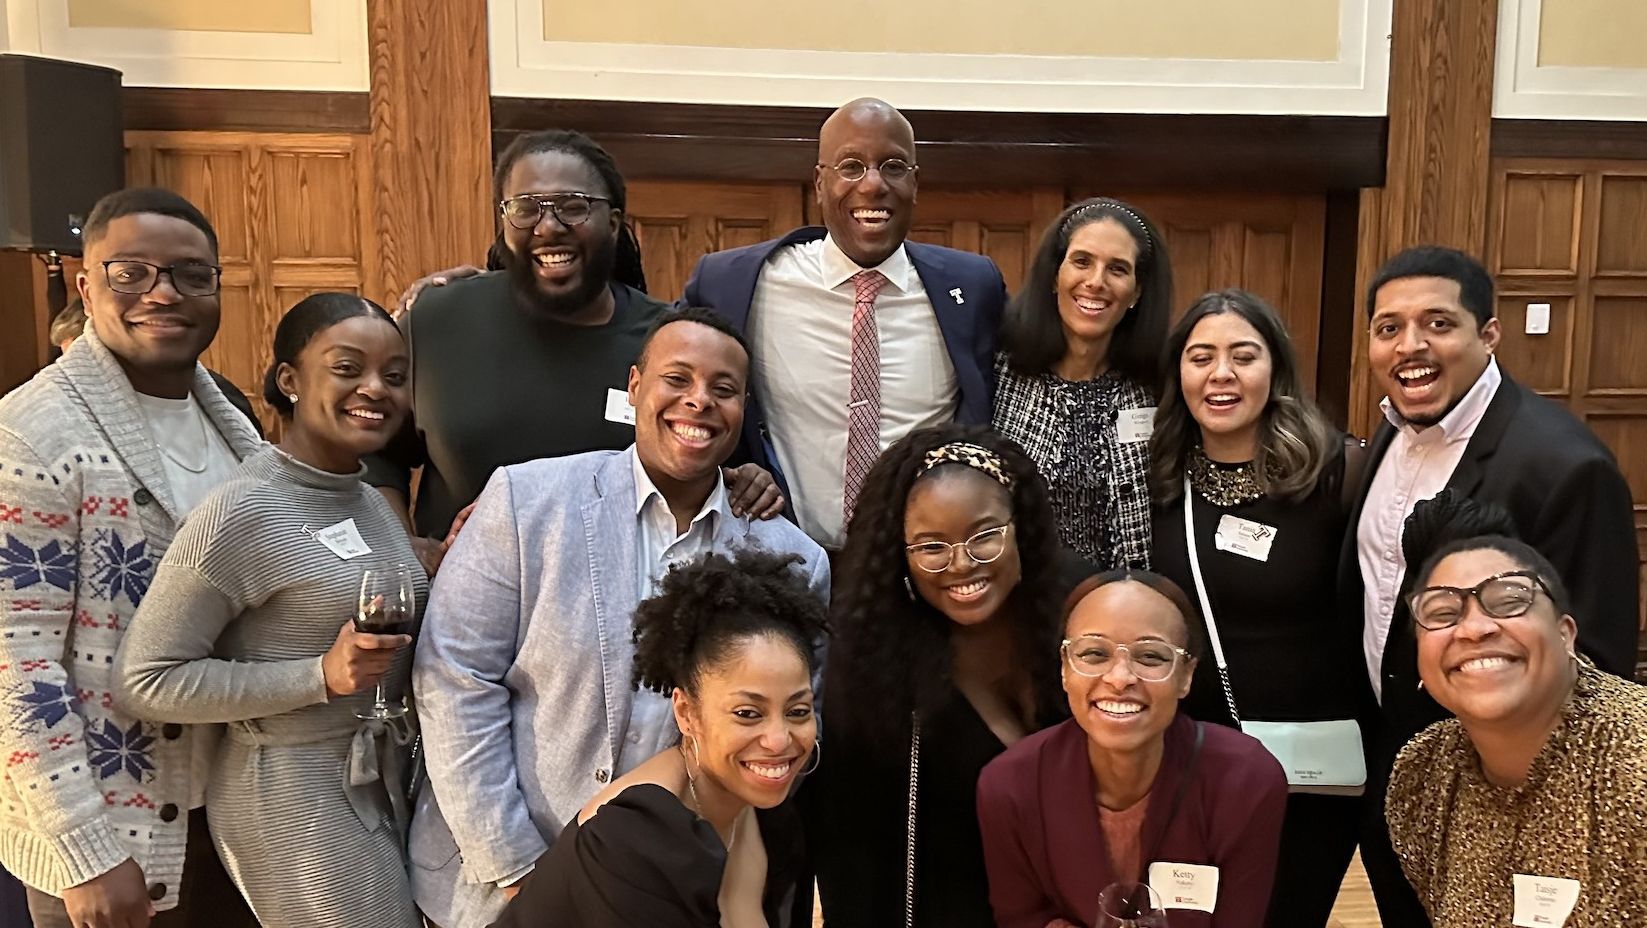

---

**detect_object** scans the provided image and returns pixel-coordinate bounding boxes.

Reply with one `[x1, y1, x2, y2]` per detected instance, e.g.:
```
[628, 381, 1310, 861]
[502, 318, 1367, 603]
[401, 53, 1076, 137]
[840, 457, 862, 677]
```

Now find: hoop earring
[801, 738, 822, 776]
[678, 734, 702, 781]
[904, 576, 917, 602]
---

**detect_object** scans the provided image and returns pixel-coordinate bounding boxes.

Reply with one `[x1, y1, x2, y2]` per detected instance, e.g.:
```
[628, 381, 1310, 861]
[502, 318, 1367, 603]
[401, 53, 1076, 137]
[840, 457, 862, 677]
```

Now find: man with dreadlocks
[364, 130, 781, 573]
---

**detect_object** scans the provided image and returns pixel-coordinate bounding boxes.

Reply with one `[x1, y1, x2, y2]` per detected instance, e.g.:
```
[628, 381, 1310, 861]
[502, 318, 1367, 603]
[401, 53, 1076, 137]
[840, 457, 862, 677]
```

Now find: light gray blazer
[408, 447, 829, 928]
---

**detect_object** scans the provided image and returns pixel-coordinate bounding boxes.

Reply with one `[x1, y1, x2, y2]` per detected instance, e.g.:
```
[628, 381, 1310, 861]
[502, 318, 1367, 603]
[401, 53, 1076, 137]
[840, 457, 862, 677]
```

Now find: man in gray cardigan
[410, 307, 830, 927]
[0, 189, 261, 928]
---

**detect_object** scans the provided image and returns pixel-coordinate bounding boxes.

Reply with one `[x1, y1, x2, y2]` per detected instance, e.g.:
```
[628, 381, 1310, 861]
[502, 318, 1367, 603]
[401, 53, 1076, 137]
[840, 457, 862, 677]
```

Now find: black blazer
[679, 226, 1006, 499]
[1338, 372, 1640, 773]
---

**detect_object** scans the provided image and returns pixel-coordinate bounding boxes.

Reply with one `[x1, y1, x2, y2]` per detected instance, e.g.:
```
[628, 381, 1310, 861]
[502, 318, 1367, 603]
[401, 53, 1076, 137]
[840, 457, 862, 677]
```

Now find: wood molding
[123, 87, 370, 133]
[1379, 0, 1498, 255]
[1493, 119, 1647, 161]
[492, 98, 1386, 192]
[365, 0, 493, 309]
[1348, 0, 1498, 432]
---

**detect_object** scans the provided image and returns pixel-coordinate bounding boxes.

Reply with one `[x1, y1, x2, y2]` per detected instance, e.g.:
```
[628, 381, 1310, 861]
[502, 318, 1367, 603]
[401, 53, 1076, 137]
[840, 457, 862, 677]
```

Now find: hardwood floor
[809, 852, 1385, 926]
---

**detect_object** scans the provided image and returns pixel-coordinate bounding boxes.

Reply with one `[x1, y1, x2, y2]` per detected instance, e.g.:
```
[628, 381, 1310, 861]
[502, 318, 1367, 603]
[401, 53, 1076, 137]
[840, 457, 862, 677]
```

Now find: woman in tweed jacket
[993, 197, 1174, 571]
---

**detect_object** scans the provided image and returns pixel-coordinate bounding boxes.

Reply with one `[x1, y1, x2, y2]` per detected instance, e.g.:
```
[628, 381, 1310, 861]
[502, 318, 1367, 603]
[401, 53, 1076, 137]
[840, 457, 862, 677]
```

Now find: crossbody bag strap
[904, 714, 921, 928]
[1182, 476, 1242, 726]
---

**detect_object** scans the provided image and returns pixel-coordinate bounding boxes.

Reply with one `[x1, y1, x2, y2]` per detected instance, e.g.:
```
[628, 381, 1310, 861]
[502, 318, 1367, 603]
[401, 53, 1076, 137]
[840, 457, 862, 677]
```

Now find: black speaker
[0, 54, 124, 254]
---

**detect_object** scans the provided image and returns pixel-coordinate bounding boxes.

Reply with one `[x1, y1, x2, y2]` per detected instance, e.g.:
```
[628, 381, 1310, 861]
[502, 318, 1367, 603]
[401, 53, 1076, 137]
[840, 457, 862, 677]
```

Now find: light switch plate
[1525, 302, 1551, 335]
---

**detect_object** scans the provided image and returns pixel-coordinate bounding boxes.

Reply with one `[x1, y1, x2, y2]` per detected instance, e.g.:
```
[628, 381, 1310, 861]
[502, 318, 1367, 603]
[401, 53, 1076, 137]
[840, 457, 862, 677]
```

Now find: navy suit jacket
[680, 226, 1006, 495]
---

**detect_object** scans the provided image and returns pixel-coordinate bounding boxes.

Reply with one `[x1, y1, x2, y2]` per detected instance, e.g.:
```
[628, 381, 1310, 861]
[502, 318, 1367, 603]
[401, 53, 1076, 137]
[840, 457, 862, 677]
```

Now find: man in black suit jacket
[1341, 245, 1639, 926]
[681, 98, 1006, 550]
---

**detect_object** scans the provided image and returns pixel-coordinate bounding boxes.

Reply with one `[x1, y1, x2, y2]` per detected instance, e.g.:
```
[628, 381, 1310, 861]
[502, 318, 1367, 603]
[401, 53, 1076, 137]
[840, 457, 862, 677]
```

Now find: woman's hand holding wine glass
[321, 618, 411, 698]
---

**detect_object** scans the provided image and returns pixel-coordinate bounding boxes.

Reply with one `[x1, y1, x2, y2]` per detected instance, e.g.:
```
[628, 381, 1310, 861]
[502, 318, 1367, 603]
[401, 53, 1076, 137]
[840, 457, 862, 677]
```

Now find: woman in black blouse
[491, 549, 824, 928]
[1148, 289, 1368, 928]
[801, 424, 1080, 927]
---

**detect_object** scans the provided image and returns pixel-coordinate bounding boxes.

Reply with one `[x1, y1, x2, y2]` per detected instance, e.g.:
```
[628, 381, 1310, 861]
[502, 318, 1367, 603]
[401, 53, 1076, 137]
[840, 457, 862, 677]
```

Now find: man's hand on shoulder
[724, 464, 785, 520]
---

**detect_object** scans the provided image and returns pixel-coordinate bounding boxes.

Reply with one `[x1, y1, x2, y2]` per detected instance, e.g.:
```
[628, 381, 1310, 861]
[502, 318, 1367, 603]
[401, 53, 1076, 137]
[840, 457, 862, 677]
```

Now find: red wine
[356, 604, 410, 635]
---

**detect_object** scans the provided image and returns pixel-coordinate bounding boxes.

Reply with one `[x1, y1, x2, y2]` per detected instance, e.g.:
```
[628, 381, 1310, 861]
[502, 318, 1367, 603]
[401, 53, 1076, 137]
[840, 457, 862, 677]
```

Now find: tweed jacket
[409, 447, 830, 928]
[0, 328, 263, 904]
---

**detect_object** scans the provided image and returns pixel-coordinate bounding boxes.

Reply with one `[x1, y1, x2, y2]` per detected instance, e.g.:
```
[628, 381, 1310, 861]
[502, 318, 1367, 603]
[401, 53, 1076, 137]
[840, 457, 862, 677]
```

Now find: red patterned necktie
[843, 269, 887, 527]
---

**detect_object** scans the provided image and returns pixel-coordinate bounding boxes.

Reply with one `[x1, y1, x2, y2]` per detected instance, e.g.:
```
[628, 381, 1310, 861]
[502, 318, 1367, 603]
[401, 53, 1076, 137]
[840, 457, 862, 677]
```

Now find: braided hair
[631, 549, 828, 697]
[493, 129, 647, 293]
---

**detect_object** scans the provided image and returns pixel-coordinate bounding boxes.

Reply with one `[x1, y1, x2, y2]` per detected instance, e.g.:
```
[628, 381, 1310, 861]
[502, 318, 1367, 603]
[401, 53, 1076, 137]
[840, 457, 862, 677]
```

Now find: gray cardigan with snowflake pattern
[0, 327, 262, 903]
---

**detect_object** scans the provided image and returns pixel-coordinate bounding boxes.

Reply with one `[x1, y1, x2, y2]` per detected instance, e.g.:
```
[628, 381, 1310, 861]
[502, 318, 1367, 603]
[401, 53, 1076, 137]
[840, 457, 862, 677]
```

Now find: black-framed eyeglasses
[102, 260, 222, 297]
[1408, 569, 1553, 631]
[904, 523, 1011, 573]
[498, 192, 613, 230]
[1061, 634, 1192, 682]
[819, 158, 917, 183]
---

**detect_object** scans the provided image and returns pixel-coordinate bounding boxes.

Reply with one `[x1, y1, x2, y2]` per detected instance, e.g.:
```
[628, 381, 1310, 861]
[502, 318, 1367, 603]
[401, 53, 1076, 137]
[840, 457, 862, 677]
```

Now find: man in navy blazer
[682, 98, 1006, 548]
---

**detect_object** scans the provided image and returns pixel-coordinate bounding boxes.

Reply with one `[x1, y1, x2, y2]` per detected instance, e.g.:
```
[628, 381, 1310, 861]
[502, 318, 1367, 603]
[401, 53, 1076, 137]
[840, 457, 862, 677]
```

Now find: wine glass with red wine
[355, 564, 413, 721]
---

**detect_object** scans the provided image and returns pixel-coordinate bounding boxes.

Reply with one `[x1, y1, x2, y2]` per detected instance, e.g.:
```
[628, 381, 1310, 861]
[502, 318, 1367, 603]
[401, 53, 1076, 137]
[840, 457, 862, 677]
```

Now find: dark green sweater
[364, 273, 667, 538]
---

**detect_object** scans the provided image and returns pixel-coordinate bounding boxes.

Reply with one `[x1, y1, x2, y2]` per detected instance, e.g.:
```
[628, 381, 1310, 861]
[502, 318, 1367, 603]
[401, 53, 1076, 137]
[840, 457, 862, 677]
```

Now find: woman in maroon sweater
[976, 570, 1287, 928]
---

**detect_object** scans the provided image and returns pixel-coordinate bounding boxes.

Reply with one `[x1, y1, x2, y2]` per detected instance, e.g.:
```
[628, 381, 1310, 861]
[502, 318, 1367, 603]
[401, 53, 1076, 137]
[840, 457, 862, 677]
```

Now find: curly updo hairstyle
[631, 548, 829, 697]
[261, 292, 397, 418]
[832, 423, 1067, 752]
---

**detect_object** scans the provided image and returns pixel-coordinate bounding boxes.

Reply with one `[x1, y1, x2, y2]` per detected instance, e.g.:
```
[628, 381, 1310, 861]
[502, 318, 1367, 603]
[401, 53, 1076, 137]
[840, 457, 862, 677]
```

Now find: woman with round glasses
[994, 197, 1174, 571]
[1385, 492, 1647, 927]
[801, 424, 1083, 927]
[977, 569, 1287, 928]
[1148, 289, 1366, 926]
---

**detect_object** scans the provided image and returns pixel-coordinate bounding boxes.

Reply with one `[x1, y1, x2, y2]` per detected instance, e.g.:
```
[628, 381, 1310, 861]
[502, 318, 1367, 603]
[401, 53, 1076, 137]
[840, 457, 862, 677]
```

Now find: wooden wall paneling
[366, 0, 492, 312]
[625, 180, 806, 304]
[1348, 0, 1498, 432]
[1347, 187, 1385, 440]
[0, 253, 56, 393]
[889, 187, 1066, 293]
[124, 88, 371, 134]
[124, 130, 377, 434]
[492, 98, 1386, 193]
[1487, 156, 1647, 671]
[1081, 192, 1328, 389]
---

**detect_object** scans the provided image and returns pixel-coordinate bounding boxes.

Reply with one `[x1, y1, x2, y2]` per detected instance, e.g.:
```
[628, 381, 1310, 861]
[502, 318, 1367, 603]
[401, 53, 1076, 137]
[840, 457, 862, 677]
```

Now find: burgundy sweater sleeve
[977, 757, 1066, 928]
[1206, 746, 1288, 928]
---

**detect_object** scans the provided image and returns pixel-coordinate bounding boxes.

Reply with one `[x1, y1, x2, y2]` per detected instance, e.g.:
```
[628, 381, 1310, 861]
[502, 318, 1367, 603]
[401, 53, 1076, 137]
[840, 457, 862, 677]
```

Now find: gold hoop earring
[678, 734, 702, 781]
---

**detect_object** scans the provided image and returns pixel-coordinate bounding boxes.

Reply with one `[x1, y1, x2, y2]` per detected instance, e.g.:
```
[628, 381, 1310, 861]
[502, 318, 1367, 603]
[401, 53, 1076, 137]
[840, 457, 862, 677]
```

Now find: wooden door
[1488, 158, 1647, 670]
[894, 187, 1067, 294]
[1090, 192, 1328, 387]
[125, 130, 377, 434]
[626, 180, 806, 304]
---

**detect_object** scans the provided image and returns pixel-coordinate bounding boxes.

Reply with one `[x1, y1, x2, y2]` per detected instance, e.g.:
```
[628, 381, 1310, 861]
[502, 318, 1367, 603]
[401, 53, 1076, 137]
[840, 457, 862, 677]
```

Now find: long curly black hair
[631, 548, 829, 697]
[832, 424, 1066, 752]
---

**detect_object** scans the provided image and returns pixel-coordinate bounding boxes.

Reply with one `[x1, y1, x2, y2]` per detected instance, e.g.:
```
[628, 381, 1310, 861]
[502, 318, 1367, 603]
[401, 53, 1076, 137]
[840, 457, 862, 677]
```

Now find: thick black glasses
[820, 158, 917, 183]
[1408, 569, 1552, 631]
[103, 261, 221, 297]
[904, 523, 1011, 573]
[498, 193, 612, 230]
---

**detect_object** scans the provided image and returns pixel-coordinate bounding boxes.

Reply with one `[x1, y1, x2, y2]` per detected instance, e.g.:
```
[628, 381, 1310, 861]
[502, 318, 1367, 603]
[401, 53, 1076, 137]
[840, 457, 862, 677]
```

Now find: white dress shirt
[626, 450, 732, 762]
[1358, 359, 1502, 699]
[747, 235, 958, 549]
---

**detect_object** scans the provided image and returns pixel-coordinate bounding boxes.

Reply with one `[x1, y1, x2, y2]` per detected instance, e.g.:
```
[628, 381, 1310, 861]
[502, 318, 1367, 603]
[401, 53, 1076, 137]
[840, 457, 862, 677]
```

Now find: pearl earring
[288, 394, 298, 404]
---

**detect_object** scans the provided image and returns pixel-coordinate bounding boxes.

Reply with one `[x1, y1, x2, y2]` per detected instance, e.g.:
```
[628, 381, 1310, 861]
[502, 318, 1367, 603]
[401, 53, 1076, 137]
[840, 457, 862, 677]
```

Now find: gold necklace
[1187, 446, 1266, 506]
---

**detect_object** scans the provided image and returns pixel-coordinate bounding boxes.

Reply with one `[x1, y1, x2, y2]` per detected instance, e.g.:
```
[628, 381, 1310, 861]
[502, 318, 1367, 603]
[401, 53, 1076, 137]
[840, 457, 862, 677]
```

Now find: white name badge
[604, 387, 636, 426]
[1214, 514, 1279, 562]
[1118, 406, 1157, 444]
[1148, 862, 1218, 913]
[1513, 874, 1580, 927]
[313, 518, 372, 561]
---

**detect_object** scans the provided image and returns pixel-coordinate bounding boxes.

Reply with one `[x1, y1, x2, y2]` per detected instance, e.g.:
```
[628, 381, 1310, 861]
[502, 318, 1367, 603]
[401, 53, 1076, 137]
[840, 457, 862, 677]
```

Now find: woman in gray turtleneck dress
[115, 294, 426, 927]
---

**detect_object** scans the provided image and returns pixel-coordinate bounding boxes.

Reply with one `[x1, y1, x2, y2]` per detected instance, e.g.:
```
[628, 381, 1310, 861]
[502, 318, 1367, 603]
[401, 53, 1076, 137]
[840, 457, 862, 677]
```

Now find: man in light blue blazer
[408, 308, 829, 927]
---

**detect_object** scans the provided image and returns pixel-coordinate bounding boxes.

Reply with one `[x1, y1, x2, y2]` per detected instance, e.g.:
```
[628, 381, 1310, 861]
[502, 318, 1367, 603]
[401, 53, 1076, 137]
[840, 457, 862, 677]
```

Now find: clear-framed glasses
[1408, 569, 1551, 631]
[498, 192, 612, 230]
[102, 260, 222, 297]
[904, 523, 1012, 573]
[1062, 634, 1191, 682]
[820, 158, 917, 183]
